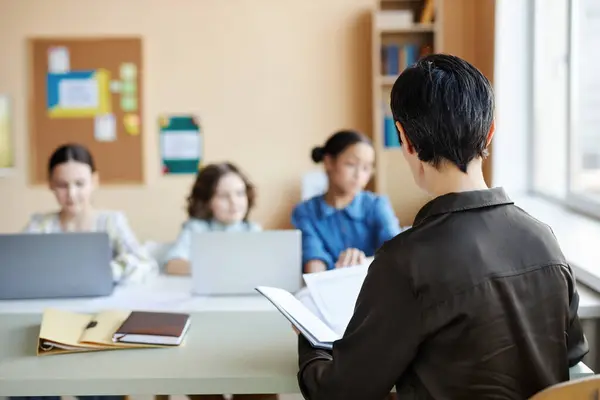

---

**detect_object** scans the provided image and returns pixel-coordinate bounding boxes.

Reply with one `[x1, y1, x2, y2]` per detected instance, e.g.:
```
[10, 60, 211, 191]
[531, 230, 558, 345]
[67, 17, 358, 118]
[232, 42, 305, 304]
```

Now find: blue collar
[317, 192, 365, 220]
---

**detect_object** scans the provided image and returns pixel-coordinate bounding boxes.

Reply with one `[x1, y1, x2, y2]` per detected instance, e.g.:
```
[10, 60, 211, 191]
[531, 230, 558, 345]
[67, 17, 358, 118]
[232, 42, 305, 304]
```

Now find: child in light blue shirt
[164, 163, 275, 399]
[162, 162, 261, 276]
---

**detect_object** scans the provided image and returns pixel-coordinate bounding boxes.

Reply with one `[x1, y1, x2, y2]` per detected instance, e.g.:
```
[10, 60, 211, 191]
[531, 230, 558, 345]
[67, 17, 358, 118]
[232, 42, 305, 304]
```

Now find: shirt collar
[317, 192, 365, 220]
[413, 187, 514, 226]
[208, 219, 248, 230]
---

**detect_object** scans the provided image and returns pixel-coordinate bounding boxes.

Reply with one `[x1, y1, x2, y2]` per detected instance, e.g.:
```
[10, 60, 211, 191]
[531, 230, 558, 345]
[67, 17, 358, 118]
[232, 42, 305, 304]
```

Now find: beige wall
[0, 0, 496, 240]
[0, 0, 376, 241]
[438, 0, 496, 185]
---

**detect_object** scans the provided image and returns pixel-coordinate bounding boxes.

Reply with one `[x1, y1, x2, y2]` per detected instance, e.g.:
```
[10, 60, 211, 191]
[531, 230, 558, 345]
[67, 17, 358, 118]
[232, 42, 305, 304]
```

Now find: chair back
[302, 170, 328, 200]
[530, 375, 600, 400]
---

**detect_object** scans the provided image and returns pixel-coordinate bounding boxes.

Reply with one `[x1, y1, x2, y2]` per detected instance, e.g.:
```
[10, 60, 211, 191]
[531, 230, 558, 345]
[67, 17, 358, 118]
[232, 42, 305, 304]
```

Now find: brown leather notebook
[112, 311, 191, 346]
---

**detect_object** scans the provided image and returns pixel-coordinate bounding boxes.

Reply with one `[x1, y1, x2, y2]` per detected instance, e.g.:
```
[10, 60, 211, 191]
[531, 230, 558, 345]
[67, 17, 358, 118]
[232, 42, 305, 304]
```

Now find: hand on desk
[335, 248, 365, 268]
[165, 258, 191, 275]
[304, 260, 327, 274]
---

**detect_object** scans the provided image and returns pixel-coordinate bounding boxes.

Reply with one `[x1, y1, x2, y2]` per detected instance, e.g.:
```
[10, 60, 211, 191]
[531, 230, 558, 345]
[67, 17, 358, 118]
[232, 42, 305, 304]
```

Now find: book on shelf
[420, 0, 435, 24]
[256, 257, 373, 350]
[383, 102, 401, 148]
[381, 43, 433, 76]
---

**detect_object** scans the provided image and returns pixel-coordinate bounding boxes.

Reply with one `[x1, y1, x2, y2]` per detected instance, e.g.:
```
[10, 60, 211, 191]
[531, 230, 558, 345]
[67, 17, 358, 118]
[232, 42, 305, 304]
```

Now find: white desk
[0, 275, 595, 396]
[2, 275, 600, 320]
[0, 311, 592, 397]
[0, 276, 273, 314]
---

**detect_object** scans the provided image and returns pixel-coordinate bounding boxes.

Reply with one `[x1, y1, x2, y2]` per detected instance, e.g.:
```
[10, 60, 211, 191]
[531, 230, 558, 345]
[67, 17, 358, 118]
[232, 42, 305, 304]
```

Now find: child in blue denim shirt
[292, 130, 401, 273]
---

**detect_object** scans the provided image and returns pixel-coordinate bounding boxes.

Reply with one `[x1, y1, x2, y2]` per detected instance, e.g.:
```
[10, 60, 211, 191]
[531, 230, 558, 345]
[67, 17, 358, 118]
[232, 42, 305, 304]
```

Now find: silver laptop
[0, 232, 114, 300]
[190, 230, 302, 296]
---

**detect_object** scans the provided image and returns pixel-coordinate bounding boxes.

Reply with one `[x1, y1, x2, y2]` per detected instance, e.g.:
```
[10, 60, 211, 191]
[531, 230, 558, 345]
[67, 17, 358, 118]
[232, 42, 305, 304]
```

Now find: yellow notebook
[37, 308, 165, 355]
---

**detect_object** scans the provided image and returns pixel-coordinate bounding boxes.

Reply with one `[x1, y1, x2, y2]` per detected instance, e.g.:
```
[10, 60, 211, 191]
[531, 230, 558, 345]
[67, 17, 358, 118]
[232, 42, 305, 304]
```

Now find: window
[568, 0, 600, 214]
[532, 0, 600, 216]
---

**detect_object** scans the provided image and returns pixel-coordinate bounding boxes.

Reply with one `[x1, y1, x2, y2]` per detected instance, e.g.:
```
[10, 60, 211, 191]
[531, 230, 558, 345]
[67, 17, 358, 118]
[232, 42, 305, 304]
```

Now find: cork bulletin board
[29, 37, 144, 184]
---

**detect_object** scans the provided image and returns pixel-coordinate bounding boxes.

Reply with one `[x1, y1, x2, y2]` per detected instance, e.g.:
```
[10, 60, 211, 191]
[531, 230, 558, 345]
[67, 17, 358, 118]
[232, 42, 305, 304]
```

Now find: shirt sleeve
[109, 212, 158, 284]
[372, 195, 401, 248]
[162, 220, 197, 265]
[23, 214, 44, 233]
[565, 265, 589, 367]
[297, 249, 421, 400]
[291, 206, 335, 270]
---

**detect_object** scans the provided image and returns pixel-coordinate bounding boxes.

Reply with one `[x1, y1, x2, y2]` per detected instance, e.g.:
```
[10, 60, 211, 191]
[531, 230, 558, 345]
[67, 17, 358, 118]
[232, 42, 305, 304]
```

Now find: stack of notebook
[37, 308, 191, 355]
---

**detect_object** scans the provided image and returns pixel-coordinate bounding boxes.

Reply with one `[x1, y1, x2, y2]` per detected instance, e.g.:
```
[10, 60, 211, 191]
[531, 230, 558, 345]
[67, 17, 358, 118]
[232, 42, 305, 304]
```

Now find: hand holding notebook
[256, 286, 341, 350]
[256, 258, 372, 350]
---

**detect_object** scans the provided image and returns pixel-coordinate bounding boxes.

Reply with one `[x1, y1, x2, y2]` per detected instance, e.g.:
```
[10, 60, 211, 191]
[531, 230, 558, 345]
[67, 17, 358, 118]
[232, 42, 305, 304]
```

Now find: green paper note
[121, 96, 138, 112]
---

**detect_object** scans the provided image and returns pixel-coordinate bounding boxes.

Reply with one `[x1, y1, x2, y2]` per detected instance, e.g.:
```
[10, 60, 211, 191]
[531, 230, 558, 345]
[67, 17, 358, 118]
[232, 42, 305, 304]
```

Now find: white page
[160, 131, 201, 160]
[94, 114, 116, 142]
[302, 259, 372, 335]
[256, 286, 340, 348]
[295, 286, 330, 328]
[48, 46, 70, 73]
[58, 78, 98, 109]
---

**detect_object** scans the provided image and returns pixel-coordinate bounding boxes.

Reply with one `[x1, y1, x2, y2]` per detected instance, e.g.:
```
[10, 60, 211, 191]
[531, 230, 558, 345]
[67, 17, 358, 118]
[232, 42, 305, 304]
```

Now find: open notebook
[37, 308, 189, 355]
[256, 258, 371, 350]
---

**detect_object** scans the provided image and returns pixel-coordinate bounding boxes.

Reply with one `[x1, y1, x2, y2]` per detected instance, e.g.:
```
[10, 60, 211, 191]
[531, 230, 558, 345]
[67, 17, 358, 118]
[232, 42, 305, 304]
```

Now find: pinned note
[121, 80, 137, 95]
[109, 81, 122, 93]
[120, 63, 137, 80]
[48, 47, 70, 73]
[123, 114, 140, 135]
[121, 96, 138, 112]
[159, 115, 202, 175]
[94, 114, 116, 142]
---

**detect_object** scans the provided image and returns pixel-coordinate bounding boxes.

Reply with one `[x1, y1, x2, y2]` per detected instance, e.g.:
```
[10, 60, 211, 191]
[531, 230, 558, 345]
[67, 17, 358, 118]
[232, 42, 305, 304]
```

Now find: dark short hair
[186, 162, 256, 221]
[390, 54, 494, 172]
[48, 143, 96, 178]
[311, 130, 372, 163]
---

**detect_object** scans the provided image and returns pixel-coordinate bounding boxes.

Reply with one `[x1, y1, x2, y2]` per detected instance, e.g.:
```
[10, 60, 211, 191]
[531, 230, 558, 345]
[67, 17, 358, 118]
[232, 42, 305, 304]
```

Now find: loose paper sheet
[257, 286, 340, 346]
[94, 114, 117, 142]
[0, 95, 13, 169]
[302, 260, 372, 335]
[48, 46, 70, 73]
[160, 131, 201, 160]
[58, 78, 99, 109]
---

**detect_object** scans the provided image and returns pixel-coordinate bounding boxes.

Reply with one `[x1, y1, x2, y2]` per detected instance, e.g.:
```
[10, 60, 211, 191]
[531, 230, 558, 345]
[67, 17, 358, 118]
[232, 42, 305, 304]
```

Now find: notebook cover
[114, 311, 190, 338]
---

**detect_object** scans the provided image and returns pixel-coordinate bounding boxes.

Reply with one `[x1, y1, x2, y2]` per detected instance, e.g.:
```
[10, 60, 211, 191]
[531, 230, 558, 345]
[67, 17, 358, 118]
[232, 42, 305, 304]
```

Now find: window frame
[565, 0, 600, 218]
[531, 0, 600, 220]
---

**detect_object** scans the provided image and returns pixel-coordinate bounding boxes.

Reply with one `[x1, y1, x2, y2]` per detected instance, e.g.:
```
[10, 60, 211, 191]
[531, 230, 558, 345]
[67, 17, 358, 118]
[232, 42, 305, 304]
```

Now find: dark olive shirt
[297, 188, 589, 400]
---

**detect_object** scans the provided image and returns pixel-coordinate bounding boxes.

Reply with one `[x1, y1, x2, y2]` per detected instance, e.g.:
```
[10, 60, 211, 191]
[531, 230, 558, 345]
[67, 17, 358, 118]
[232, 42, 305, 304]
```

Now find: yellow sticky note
[159, 116, 169, 128]
[123, 114, 140, 136]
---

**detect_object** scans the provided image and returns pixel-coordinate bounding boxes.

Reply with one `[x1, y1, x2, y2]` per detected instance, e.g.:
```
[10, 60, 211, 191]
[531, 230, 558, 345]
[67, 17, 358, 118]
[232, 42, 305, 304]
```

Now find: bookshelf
[371, 0, 440, 225]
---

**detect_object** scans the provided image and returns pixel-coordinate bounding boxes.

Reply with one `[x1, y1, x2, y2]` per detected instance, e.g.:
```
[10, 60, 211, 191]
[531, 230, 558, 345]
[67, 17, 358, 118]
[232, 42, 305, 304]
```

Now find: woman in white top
[23, 143, 157, 284]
